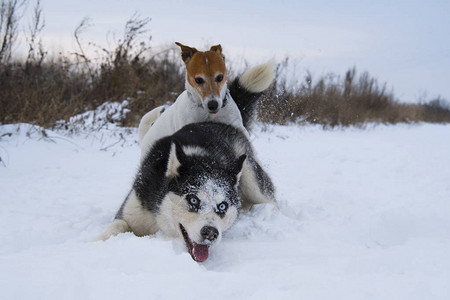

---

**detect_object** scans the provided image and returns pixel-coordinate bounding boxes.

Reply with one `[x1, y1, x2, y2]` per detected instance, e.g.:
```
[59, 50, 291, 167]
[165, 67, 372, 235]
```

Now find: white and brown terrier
[138, 42, 275, 159]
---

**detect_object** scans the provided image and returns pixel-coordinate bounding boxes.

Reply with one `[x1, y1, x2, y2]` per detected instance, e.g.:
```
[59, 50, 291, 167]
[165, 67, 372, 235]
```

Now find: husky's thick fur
[98, 122, 276, 262]
[138, 43, 275, 159]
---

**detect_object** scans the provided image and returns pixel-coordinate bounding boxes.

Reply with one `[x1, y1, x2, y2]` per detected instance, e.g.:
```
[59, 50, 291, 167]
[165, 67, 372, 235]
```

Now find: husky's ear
[232, 154, 247, 187]
[175, 42, 198, 64]
[166, 141, 185, 178]
[210, 44, 224, 60]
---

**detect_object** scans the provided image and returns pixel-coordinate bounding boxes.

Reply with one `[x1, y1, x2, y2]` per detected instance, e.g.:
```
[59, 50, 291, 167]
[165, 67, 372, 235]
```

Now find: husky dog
[98, 122, 276, 262]
[138, 42, 275, 159]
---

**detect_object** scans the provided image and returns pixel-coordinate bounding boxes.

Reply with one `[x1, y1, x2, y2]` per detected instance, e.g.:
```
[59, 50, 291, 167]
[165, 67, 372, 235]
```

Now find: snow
[1, 122, 450, 300]
[54, 100, 131, 133]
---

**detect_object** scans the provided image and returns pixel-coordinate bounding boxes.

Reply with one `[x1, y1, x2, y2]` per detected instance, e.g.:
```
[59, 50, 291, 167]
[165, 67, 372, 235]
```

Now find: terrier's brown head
[175, 42, 227, 114]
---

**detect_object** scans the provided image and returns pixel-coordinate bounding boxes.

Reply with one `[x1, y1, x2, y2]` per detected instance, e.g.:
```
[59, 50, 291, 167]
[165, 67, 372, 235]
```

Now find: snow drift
[1, 122, 449, 300]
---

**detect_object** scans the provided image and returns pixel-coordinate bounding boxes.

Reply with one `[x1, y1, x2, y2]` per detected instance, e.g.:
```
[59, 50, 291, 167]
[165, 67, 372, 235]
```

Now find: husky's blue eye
[217, 202, 228, 212]
[186, 195, 200, 211]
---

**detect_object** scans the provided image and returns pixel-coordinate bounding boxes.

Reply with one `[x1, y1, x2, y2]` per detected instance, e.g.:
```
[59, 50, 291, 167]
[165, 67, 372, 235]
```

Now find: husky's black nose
[201, 226, 219, 242]
[207, 100, 218, 112]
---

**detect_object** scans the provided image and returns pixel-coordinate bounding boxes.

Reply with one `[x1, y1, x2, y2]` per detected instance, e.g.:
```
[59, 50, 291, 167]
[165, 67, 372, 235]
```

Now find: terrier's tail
[229, 60, 275, 130]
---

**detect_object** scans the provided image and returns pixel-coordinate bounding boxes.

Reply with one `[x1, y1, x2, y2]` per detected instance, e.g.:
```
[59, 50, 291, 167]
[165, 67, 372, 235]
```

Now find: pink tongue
[192, 243, 209, 262]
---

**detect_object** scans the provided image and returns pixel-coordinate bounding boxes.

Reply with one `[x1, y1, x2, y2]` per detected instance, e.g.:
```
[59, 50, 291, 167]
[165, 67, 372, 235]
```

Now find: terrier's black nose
[201, 226, 219, 242]
[207, 100, 218, 112]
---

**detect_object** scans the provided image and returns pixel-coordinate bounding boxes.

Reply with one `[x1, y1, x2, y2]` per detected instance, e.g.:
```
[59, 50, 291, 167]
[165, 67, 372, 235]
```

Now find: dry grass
[2, 53, 450, 129]
[259, 61, 450, 127]
[0, 7, 184, 128]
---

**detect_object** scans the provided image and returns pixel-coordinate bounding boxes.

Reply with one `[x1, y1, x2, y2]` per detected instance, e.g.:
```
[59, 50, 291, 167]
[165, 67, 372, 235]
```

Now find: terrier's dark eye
[186, 194, 201, 212]
[195, 77, 205, 84]
[215, 74, 224, 82]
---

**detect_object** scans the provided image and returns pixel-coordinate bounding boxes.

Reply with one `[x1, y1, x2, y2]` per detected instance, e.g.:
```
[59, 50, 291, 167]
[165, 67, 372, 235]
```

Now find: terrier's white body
[139, 89, 244, 159]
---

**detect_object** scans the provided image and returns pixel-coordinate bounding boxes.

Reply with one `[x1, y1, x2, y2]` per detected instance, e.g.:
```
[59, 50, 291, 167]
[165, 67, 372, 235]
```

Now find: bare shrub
[259, 61, 450, 127]
[420, 97, 450, 123]
[71, 13, 185, 126]
[0, 9, 184, 127]
[25, 0, 45, 66]
[0, 0, 26, 64]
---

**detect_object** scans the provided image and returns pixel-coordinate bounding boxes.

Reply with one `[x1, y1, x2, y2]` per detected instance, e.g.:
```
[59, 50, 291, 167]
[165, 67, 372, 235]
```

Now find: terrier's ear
[210, 44, 224, 60]
[175, 42, 198, 64]
[166, 141, 185, 178]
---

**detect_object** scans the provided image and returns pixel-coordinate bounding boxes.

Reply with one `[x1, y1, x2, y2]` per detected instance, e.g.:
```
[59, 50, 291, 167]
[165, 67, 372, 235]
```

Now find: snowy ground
[1, 122, 449, 300]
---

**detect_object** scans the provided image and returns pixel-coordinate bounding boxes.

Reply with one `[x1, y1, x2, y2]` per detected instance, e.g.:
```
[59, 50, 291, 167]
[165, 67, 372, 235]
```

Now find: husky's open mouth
[179, 223, 209, 262]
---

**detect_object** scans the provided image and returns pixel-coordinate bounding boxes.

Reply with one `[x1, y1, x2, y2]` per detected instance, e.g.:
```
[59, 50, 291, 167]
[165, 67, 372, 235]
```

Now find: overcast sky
[18, 0, 450, 103]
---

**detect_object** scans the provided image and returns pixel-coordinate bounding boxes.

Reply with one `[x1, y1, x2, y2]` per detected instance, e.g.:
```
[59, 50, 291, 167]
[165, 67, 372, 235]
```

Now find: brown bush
[0, 8, 184, 127]
[259, 61, 450, 127]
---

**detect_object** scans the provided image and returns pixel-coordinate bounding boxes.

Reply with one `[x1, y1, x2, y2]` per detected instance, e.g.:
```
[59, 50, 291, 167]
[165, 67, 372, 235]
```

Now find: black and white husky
[98, 121, 275, 261]
[97, 84, 277, 262]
